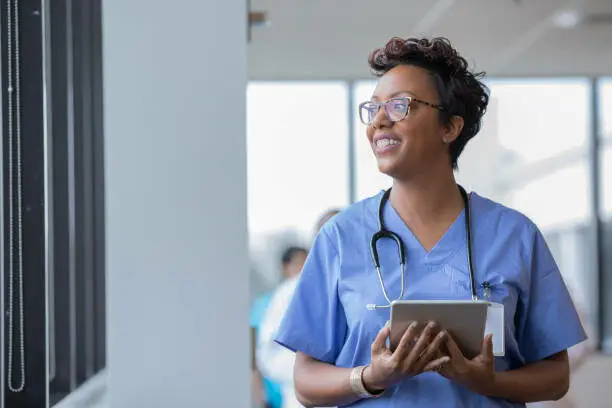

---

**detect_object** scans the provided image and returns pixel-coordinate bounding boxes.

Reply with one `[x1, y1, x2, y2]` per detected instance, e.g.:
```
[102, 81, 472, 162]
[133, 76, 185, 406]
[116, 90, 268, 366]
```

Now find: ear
[442, 115, 464, 144]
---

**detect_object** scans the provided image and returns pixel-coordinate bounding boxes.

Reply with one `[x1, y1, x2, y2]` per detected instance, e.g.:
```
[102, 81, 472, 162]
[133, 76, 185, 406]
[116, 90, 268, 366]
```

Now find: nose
[370, 104, 392, 129]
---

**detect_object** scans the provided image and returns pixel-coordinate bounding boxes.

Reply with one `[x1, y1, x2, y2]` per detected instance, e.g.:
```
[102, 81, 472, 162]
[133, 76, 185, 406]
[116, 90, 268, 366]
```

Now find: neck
[389, 167, 464, 227]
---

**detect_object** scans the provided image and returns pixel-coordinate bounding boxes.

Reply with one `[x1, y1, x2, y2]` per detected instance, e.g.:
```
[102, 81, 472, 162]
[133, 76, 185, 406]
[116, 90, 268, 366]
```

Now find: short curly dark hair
[368, 37, 489, 169]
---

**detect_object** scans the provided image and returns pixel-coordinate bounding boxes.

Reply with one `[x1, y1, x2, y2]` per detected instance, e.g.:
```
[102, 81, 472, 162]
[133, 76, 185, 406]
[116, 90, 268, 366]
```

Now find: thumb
[372, 324, 390, 354]
[481, 333, 493, 358]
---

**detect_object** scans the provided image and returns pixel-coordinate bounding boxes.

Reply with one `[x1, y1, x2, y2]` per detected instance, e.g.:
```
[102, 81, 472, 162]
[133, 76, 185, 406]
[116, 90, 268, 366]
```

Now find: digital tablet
[390, 300, 489, 360]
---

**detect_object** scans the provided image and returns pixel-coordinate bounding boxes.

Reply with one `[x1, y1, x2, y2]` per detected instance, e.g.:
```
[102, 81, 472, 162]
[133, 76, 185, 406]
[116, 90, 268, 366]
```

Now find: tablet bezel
[389, 300, 489, 360]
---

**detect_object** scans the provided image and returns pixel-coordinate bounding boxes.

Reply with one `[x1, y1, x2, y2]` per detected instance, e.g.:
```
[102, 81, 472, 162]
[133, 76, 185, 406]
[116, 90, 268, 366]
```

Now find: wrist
[484, 372, 503, 398]
[468, 370, 498, 397]
[362, 365, 386, 393]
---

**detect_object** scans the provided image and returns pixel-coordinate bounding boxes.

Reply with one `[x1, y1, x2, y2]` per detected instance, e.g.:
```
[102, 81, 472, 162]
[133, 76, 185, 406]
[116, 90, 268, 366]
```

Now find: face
[283, 251, 307, 279]
[365, 64, 460, 180]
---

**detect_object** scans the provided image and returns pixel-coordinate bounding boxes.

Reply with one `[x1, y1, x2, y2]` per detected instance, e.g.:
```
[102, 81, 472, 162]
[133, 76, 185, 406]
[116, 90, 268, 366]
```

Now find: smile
[375, 138, 400, 149]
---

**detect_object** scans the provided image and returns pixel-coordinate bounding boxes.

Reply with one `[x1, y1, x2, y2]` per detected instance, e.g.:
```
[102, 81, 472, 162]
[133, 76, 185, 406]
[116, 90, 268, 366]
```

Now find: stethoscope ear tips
[366, 304, 376, 311]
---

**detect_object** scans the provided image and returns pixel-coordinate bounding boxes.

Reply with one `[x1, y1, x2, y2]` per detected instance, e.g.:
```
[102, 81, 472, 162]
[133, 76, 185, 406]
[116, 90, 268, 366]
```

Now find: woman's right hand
[362, 321, 450, 391]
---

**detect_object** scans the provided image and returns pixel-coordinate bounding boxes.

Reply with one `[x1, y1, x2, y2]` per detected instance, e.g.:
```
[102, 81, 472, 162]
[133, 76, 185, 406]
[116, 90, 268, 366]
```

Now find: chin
[376, 160, 401, 179]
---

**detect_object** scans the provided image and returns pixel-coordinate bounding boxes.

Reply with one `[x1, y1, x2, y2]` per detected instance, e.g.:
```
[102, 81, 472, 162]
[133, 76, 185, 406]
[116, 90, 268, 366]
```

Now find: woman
[273, 37, 587, 408]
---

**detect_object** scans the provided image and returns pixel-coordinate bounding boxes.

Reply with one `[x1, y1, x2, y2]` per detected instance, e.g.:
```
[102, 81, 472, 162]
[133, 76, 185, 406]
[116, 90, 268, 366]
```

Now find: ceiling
[247, 0, 612, 80]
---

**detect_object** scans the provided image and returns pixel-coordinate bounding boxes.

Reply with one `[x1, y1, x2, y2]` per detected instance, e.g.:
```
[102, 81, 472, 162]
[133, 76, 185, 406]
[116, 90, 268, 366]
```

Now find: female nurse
[273, 36, 587, 408]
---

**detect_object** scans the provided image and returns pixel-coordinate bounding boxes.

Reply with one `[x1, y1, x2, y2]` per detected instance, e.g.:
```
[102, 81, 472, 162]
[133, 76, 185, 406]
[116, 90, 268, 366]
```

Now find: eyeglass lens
[359, 98, 410, 125]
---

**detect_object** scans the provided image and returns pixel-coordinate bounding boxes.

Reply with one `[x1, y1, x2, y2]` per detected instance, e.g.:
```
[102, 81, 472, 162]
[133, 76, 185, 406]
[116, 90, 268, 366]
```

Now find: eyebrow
[371, 90, 418, 100]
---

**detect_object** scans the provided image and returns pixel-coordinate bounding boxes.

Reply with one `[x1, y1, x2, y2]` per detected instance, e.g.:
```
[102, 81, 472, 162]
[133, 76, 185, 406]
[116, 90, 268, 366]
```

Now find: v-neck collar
[380, 191, 468, 265]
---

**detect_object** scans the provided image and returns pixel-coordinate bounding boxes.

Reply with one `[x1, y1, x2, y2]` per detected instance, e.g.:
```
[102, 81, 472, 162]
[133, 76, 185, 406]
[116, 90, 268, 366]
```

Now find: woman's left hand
[437, 333, 496, 396]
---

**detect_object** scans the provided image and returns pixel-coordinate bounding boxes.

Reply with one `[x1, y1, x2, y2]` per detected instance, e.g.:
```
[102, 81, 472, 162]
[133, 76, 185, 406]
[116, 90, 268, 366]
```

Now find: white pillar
[102, 1, 249, 406]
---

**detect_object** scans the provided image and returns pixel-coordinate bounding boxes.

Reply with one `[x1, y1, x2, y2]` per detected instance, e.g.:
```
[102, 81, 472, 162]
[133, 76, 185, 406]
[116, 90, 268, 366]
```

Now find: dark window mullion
[90, 0, 106, 373]
[65, 0, 79, 393]
[48, 0, 75, 403]
[70, 0, 88, 388]
[78, 0, 96, 380]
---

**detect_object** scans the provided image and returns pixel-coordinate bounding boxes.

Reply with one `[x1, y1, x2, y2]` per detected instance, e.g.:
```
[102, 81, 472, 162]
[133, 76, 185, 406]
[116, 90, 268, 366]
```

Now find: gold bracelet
[349, 366, 384, 399]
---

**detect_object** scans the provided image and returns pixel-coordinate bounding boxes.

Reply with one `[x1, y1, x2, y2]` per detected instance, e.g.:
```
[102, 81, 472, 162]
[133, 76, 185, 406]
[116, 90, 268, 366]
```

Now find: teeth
[376, 138, 400, 148]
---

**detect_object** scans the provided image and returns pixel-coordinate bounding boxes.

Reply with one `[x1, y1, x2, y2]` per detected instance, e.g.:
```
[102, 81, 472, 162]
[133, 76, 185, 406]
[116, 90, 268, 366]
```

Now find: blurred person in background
[257, 246, 309, 408]
[314, 209, 341, 237]
[256, 209, 341, 408]
[251, 283, 285, 408]
[272, 36, 587, 408]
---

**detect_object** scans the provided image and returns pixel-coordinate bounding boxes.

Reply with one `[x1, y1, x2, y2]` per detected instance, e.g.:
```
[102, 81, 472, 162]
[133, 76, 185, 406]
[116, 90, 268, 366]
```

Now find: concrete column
[102, 1, 249, 406]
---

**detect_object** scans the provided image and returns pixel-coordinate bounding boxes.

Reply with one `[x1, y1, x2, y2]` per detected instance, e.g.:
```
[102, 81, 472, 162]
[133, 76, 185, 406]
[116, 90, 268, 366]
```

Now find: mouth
[373, 134, 402, 155]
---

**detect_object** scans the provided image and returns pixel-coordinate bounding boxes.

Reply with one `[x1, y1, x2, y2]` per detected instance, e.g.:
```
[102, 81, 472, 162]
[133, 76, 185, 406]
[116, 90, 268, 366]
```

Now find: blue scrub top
[274, 191, 587, 408]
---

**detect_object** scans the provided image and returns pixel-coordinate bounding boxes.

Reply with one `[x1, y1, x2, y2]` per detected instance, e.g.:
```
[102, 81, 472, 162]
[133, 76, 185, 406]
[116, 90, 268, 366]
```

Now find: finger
[481, 333, 494, 358]
[393, 322, 418, 360]
[371, 324, 390, 354]
[407, 322, 440, 365]
[414, 328, 446, 372]
[437, 365, 452, 379]
[445, 332, 465, 362]
[422, 355, 450, 372]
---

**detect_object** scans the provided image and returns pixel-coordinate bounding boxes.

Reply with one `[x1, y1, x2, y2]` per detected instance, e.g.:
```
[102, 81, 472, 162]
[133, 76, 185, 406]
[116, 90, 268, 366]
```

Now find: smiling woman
[364, 37, 489, 176]
[272, 36, 586, 408]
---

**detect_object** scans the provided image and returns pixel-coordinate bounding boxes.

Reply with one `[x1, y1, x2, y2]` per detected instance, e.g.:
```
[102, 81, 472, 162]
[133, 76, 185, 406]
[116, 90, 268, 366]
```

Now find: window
[598, 79, 612, 352]
[247, 82, 349, 277]
[600, 79, 612, 139]
[482, 79, 592, 227]
[352, 81, 391, 201]
[602, 146, 612, 221]
[600, 79, 612, 220]
[502, 162, 590, 229]
[482, 79, 594, 338]
[485, 79, 590, 166]
[247, 82, 350, 289]
[2, 0, 106, 405]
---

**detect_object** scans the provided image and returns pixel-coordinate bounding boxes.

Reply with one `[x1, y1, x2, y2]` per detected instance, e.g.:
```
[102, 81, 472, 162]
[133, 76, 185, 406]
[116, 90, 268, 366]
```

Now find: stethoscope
[366, 185, 479, 311]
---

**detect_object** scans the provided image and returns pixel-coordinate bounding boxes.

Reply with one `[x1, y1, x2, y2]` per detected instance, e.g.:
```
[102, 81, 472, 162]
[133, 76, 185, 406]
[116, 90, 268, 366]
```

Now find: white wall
[102, 1, 249, 407]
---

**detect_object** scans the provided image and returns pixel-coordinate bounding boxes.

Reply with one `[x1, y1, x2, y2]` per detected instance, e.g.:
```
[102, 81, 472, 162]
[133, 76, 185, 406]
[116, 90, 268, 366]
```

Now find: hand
[438, 333, 496, 396]
[362, 321, 450, 391]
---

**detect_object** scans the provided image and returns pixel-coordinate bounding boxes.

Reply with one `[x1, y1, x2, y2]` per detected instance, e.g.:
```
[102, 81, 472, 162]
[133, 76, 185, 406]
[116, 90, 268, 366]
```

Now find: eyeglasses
[358, 96, 444, 126]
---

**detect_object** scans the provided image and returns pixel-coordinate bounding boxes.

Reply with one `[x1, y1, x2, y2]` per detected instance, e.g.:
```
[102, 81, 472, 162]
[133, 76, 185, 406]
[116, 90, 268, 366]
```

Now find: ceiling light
[552, 9, 582, 28]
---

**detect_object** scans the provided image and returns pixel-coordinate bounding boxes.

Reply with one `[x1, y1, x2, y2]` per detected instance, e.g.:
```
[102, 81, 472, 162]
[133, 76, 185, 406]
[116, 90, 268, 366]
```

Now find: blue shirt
[250, 293, 284, 408]
[274, 191, 587, 408]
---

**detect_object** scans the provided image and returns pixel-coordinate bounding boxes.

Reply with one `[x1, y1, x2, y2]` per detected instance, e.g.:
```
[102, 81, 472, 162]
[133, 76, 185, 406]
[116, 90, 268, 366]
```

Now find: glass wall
[483, 79, 594, 333]
[600, 79, 612, 140]
[603, 146, 612, 221]
[600, 79, 612, 221]
[599, 78, 612, 350]
[487, 80, 590, 165]
[483, 79, 591, 223]
[352, 81, 392, 200]
[246, 77, 608, 349]
[247, 82, 350, 290]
